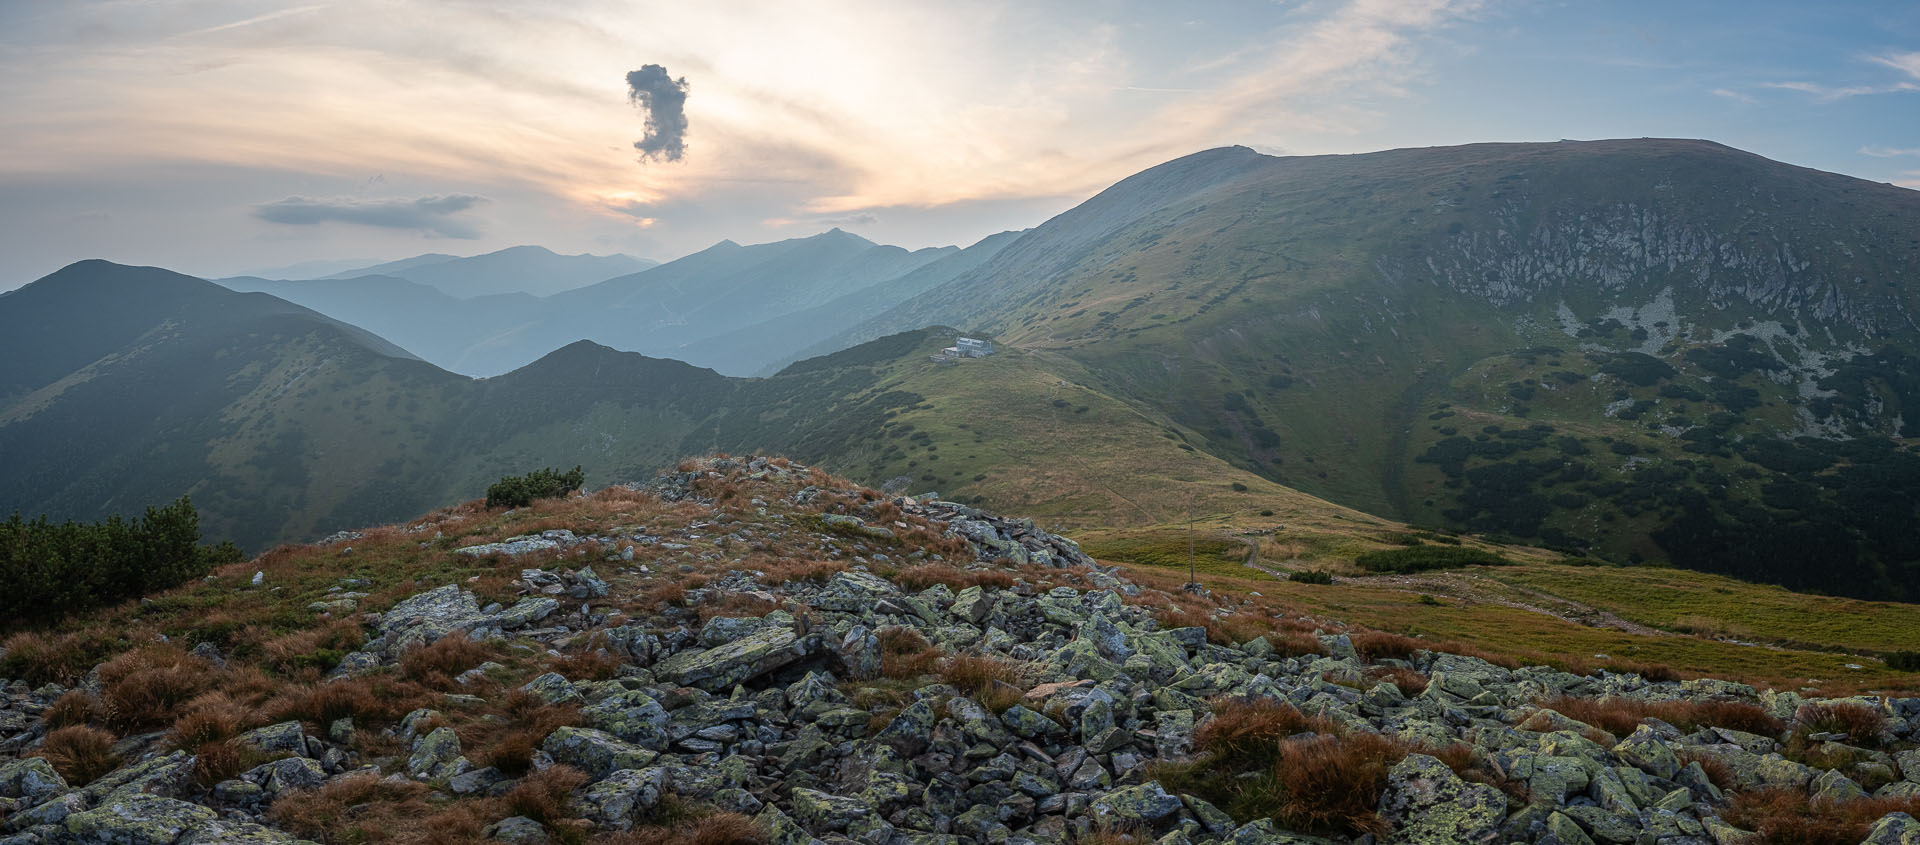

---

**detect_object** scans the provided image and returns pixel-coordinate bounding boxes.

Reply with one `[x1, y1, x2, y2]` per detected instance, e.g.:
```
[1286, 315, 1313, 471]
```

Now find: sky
[0, 0, 1917, 289]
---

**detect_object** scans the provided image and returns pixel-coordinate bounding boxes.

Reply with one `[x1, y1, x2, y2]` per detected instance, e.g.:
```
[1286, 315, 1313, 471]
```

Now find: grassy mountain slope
[830, 139, 1920, 599]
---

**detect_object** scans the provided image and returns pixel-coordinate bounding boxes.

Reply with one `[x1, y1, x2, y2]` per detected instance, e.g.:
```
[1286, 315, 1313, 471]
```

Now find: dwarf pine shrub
[485, 466, 585, 508]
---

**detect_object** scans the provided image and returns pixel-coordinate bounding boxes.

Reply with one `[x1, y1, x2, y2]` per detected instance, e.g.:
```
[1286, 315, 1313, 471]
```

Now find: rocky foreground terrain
[2, 456, 1919, 844]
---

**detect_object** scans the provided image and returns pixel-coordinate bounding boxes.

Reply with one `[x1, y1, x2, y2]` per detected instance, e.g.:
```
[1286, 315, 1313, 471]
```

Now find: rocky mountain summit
[1, 456, 1918, 844]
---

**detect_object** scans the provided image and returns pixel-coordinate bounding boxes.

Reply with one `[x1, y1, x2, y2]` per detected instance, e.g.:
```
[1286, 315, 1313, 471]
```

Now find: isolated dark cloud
[252, 194, 488, 238]
[626, 64, 689, 162]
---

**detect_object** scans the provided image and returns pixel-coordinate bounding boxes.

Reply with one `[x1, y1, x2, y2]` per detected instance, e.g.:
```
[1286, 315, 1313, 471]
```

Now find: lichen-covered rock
[485, 597, 559, 630]
[1861, 812, 1920, 845]
[541, 727, 658, 779]
[582, 690, 670, 750]
[376, 584, 484, 656]
[407, 727, 464, 779]
[0, 757, 67, 804]
[484, 815, 551, 843]
[244, 757, 327, 794]
[63, 793, 218, 845]
[652, 625, 810, 691]
[1089, 782, 1184, 825]
[177, 819, 314, 843]
[518, 672, 582, 706]
[234, 721, 307, 756]
[1612, 725, 1679, 779]
[1377, 753, 1505, 844]
[574, 767, 668, 829]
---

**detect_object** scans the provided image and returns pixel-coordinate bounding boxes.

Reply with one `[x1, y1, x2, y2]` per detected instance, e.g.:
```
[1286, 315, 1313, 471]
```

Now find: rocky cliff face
[1, 456, 1918, 844]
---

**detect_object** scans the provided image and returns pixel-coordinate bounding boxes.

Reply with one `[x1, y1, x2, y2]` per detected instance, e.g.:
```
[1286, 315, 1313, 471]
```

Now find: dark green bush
[1290, 570, 1333, 585]
[486, 466, 585, 509]
[1353, 546, 1511, 574]
[0, 497, 238, 626]
[1888, 651, 1920, 672]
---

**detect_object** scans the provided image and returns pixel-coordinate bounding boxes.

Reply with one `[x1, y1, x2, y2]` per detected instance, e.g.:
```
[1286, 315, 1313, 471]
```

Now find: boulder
[63, 793, 218, 845]
[1377, 753, 1505, 844]
[652, 626, 811, 691]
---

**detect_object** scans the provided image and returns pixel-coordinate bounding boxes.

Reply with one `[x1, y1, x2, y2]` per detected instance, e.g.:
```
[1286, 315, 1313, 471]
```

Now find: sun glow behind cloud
[0, 0, 1485, 237]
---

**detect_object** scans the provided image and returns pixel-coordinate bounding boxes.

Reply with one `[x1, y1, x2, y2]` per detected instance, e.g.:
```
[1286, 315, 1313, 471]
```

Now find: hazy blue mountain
[341, 245, 656, 298]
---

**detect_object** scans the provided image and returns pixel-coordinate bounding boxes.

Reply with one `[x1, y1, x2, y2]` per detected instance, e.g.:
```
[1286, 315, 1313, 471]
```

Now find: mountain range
[6, 138, 1920, 601]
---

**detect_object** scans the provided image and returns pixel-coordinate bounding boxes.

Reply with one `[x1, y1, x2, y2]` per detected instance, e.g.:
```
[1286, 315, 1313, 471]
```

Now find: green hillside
[833, 139, 1920, 599]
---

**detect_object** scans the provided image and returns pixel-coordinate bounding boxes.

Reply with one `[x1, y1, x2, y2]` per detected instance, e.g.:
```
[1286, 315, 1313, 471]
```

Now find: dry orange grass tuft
[1194, 699, 1333, 766]
[892, 565, 1016, 593]
[604, 811, 770, 844]
[96, 644, 215, 730]
[1535, 696, 1786, 738]
[878, 627, 945, 680]
[1726, 788, 1920, 845]
[502, 764, 589, 826]
[169, 691, 253, 749]
[41, 690, 98, 730]
[268, 772, 432, 840]
[399, 633, 496, 687]
[1274, 732, 1406, 836]
[942, 654, 1026, 712]
[1350, 631, 1425, 663]
[1794, 702, 1888, 747]
[34, 725, 121, 785]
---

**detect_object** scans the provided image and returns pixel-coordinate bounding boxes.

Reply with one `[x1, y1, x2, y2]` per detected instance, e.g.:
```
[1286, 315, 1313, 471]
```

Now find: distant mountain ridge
[217, 229, 1010, 377]
[321, 245, 656, 298]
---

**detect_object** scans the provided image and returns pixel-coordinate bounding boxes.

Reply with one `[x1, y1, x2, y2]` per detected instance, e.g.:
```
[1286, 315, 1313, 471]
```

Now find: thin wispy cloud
[1861, 146, 1920, 158]
[252, 195, 489, 238]
[1870, 51, 1920, 80]
[1710, 88, 1756, 103]
[1764, 80, 1920, 102]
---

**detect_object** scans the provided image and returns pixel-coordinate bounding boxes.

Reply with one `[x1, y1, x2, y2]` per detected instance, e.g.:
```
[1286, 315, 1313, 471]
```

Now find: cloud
[1861, 146, 1920, 158]
[1763, 79, 1919, 101]
[626, 64, 690, 162]
[1709, 88, 1755, 103]
[251, 194, 488, 238]
[1871, 51, 1920, 80]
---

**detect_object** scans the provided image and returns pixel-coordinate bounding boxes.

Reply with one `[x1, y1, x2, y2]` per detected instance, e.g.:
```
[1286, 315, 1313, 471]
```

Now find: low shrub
[485, 466, 585, 509]
[268, 772, 431, 840]
[1353, 546, 1511, 573]
[1351, 631, 1424, 663]
[1290, 570, 1333, 585]
[502, 764, 589, 827]
[42, 690, 98, 730]
[97, 645, 214, 730]
[1888, 651, 1920, 672]
[399, 633, 495, 686]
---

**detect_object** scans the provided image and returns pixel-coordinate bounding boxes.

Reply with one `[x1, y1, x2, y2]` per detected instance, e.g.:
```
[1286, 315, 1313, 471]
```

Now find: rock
[1089, 782, 1184, 825]
[519, 672, 582, 706]
[574, 767, 668, 829]
[486, 597, 559, 629]
[1810, 767, 1868, 804]
[63, 793, 218, 845]
[177, 819, 312, 843]
[0, 758, 67, 804]
[1545, 810, 1596, 845]
[407, 727, 464, 779]
[244, 757, 327, 794]
[541, 727, 658, 779]
[484, 815, 552, 843]
[582, 690, 671, 750]
[377, 585, 484, 656]
[1612, 725, 1679, 779]
[1862, 813, 1920, 845]
[951, 586, 995, 624]
[233, 721, 307, 756]
[1377, 753, 1505, 844]
[652, 626, 811, 691]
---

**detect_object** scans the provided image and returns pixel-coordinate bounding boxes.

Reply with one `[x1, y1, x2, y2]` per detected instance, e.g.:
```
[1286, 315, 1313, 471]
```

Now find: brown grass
[42, 690, 99, 729]
[473, 689, 584, 776]
[878, 627, 945, 680]
[1350, 631, 1424, 663]
[1274, 732, 1405, 836]
[169, 691, 253, 749]
[600, 811, 769, 844]
[1266, 631, 1326, 659]
[1534, 696, 1786, 739]
[503, 764, 590, 826]
[34, 725, 121, 785]
[1193, 698, 1333, 767]
[755, 558, 848, 587]
[1793, 702, 1887, 747]
[398, 633, 495, 686]
[1676, 748, 1736, 792]
[269, 772, 433, 840]
[267, 677, 394, 730]
[892, 564, 1016, 593]
[1726, 789, 1920, 844]
[1, 629, 128, 686]
[942, 654, 1026, 712]
[256, 619, 366, 675]
[96, 644, 214, 730]
[552, 649, 624, 682]
[1371, 666, 1430, 697]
